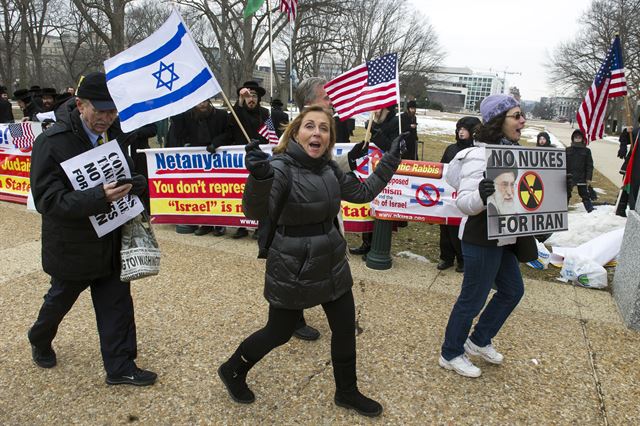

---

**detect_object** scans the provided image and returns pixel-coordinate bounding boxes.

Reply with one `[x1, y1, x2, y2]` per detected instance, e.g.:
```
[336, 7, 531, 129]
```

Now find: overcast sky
[408, 0, 594, 101]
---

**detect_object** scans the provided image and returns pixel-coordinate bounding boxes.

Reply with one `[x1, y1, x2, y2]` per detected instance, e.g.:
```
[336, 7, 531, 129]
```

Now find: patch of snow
[396, 251, 430, 263]
[545, 205, 626, 248]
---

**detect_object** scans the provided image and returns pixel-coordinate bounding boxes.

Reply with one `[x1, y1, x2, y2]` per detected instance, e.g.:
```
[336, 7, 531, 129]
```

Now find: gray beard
[490, 194, 517, 215]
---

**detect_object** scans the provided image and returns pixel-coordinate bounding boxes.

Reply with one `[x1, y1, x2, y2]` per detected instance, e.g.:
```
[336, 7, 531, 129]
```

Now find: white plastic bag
[526, 240, 551, 270]
[559, 254, 607, 289]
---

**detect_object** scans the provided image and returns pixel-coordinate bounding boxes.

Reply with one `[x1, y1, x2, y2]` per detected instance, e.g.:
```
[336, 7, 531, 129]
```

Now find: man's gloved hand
[478, 178, 495, 205]
[566, 173, 573, 194]
[245, 139, 272, 180]
[130, 175, 148, 196]
[618, 144, 628, 159]
[206, 144, 216, 154]
[388, 132, 410, 158]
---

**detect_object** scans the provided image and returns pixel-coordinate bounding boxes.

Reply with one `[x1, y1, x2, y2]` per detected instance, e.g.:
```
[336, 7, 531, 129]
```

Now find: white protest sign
[61, 140, 144, 237]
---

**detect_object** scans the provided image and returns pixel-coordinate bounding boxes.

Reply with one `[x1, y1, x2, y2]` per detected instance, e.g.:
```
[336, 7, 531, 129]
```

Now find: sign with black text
[485, 145, 568, 239]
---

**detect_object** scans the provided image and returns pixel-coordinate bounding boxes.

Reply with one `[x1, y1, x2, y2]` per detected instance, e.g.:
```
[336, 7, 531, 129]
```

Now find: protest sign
[61, 140, 144, 237]
[485, 145, 568, 239]
[143, 144, 375, 233]
[0, 122, 42, 203]
[369, 159, 463, 225]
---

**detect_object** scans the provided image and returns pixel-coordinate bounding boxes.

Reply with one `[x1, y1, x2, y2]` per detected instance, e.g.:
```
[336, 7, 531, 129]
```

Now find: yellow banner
[0, 175, 30, 195]
[150, 198, 245, 216]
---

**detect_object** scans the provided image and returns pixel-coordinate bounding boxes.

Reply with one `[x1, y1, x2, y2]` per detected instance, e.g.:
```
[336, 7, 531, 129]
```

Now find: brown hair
[474, 113, 508, 144]
[274, 105, 336, 159]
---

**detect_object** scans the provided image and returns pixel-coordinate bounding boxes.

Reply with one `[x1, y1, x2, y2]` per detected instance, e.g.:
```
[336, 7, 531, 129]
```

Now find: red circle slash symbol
[415, 183, 440, 207]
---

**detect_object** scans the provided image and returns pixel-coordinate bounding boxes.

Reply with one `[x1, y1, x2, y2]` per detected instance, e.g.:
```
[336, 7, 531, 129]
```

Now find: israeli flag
[104, 10, 221, 133]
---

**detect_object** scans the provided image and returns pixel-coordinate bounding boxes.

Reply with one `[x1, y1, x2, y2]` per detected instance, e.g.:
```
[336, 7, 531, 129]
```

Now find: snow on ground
[396, 251, 430, 263]
[545, 204, 626, 248]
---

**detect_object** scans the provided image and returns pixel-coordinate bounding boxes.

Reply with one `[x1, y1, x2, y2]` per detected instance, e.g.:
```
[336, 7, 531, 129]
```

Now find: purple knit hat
[480, 94, 519, 124]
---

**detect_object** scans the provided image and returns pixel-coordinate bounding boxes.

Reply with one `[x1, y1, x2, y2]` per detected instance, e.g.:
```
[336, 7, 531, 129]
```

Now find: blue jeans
[441, 241, 524, 360]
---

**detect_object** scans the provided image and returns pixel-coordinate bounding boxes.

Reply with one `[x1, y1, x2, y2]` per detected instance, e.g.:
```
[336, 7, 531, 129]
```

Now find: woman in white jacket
[438, 94, 526, 378]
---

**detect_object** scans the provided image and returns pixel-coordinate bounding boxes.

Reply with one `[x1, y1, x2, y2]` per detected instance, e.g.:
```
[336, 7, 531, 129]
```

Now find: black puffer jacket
[242, 140, 400, 309]
[566, 144, 593, 183]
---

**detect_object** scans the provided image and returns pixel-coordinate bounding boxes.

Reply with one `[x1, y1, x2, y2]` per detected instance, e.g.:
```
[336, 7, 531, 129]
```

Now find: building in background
[539, 96, 581, 121]
[427, 67, 504, 112]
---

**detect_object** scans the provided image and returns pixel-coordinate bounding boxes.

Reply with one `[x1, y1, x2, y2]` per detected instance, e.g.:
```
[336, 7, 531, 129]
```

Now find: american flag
[280, 0, 297, 21]
[576, 35, 627, 144]
[258, 117, 280, 144]
[8, 123, 36, 150]
[324, 53, 399, 121]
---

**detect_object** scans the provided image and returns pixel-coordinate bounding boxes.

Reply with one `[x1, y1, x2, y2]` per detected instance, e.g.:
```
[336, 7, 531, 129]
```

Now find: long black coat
[242, 140, 400, 309]
[270, 107, 289, 137]
[30, 108, 145, 281]
[170, 107, 227, 147]
[0, 98, 13, 123]
[400, 112, 418, 160]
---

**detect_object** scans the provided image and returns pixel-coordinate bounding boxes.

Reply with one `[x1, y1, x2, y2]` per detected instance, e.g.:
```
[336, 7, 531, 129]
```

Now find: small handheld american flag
[8, 123, 36, 151]
[576, 35, 627, 144]
[324, 53, 399, 121]
[258, 117, 280, 144]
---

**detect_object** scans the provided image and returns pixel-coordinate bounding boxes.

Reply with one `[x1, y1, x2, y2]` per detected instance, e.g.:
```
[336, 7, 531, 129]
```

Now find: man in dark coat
[400, 100, 418, 159]
[0, 85, 14, 123]
[40, 87, 57, 112]
[27, 72, 157, 386]
[213, 81, 270, 239]
[566, 129, 594, 212]
[175, 99, 228, 236]
[270, 98, 289, 137]
[13, 88, 42, 121]
[438, 116, 481, 272]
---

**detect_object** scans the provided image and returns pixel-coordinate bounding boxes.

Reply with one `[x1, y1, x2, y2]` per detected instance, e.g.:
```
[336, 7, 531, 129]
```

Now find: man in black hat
[209, 80, 271, 239]
[270, 98, 289, 137]
[14, 88, 42, 121]
[40, 87, 58, 112]
[0, 85, 13, 123]
[28, 71, 157, 386]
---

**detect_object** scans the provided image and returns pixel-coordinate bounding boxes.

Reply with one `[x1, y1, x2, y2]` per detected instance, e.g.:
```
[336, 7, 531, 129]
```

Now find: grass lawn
[346, 128, 620, 283]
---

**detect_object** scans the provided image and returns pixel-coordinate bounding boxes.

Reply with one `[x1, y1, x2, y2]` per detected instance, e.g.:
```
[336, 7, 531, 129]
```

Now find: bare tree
[0, 0, 21, 91]
[18, 0, 60, 85]
[70, 0, 135, 55]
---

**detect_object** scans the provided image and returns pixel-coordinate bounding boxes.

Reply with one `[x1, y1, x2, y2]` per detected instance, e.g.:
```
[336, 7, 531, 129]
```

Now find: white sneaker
[438, 354, 481, 378]
[464, 338, 504, 364]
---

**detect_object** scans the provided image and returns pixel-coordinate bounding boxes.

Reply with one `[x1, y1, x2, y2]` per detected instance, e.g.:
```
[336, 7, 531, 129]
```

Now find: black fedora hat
[76, 72, 116, 110]
[271, 98, 284, 108]
[13, 88, 31, 102]
[41, 87, 57, 97]
[237, 80, 266, 98]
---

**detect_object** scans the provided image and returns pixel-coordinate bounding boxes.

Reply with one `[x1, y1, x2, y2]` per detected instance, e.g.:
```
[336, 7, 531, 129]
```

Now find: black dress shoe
[175, 225, 197, 234]
[436, 260, 454, 270]
[212, 226, 226, 236]
[31, 344, 57, 368]
[455, 263, 464, 273]
[293, 325, 320, 341]
[349, 244, 371, 255]
[106, 368, 157, 386]
[194, 226, 212, 236]
[232, 227, 249, 239]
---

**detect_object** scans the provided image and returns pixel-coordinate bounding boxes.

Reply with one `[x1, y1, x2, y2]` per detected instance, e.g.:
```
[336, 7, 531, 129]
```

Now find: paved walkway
[1, 201, 639, 424]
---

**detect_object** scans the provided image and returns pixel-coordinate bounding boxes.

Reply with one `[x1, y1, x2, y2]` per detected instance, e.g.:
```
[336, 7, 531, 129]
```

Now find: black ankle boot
[218, 348, 256, 404]
[333, 360, 382, 417]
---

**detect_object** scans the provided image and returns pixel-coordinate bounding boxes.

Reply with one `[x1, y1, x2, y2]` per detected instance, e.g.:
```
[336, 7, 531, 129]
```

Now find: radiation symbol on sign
[518, 171, 544, 211]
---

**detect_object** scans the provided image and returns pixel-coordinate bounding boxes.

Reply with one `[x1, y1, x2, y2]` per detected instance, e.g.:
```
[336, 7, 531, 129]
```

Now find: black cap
[13, 88, 31, 102]
[236, 80, 266, 97]
[76, 72, 116, 110]
[271, 98, 283, 108]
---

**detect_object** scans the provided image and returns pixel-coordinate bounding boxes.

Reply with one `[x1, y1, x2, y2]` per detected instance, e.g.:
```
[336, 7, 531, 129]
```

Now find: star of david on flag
[104, 9, 221, 133]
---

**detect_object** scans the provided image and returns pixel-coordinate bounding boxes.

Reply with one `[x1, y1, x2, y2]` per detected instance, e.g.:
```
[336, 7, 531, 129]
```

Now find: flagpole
[364, 112, 374, 143]
[267, 0, 273, 100]
[289, 20, 294, 114]
[220, 90, 252, 143]
[396, 56, 402, 136]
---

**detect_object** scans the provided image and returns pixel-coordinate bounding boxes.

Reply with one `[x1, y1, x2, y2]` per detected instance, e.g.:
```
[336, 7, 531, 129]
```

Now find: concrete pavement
[2, 200, 640, 424]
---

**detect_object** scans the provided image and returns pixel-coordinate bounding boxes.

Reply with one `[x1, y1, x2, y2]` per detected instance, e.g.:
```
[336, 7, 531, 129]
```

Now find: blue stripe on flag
[118, 68, 213, 121]
[106, 23, 187, 81]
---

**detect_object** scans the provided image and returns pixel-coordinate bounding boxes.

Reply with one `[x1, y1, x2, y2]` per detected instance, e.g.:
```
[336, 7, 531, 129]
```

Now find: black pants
[29, 273, 137, 376]
[240, 290, 356, 365]
[439, 224, 462, 263]
[568, 184, 593, 212]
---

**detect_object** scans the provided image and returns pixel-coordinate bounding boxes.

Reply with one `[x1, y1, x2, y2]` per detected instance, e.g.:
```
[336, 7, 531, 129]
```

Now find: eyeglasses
[505, 112, 526, 120]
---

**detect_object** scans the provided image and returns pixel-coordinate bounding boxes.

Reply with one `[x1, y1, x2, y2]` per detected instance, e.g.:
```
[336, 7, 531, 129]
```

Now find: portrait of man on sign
[487, 168, 518, 216]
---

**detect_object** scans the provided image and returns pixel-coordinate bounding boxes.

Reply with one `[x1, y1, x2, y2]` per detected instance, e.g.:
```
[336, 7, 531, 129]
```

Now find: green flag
[243, 0, 266, 18]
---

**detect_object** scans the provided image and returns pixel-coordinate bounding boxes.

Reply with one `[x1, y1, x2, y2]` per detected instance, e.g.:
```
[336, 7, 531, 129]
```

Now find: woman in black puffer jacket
[218, 106, 404, 417]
